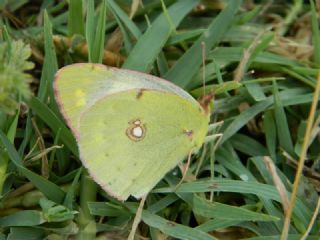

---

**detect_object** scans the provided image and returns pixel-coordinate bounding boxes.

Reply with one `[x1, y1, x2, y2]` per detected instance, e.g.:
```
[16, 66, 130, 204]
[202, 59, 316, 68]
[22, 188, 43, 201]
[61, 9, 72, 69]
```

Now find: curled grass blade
[123, 0, 199, 72]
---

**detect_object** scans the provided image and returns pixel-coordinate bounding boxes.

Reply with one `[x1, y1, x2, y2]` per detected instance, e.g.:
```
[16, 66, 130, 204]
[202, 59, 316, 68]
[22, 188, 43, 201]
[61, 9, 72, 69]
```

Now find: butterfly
[54, 63, 210, 201]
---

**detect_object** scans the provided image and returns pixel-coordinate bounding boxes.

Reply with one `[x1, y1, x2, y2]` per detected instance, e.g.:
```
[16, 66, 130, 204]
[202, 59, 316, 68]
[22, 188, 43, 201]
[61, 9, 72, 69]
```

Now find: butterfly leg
[128, 195, 147, 240]
[208, 120, 224, 132]
[195, 121, 224, 177]
[174, 150, 193, 191]
[175, 121, 224, 191]
[205, 120, 224, 151]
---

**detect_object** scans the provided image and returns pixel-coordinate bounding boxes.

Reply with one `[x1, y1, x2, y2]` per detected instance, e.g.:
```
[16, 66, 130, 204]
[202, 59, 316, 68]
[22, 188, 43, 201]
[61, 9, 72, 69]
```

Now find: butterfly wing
[78, 89, 208, 200]
[54, 63, 198, 136]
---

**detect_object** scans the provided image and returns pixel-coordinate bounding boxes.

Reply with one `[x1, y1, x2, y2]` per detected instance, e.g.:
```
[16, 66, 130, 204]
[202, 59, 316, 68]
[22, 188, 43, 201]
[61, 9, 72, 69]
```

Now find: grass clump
[0, 1, 319, 240]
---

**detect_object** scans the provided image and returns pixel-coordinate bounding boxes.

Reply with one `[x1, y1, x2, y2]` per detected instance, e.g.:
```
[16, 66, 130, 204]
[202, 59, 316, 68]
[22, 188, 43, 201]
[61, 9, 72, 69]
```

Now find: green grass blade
[196, 219, 242, 232]
[221, 98, 273, 144]
[38, 11, 58, 103]
[142, 210, 218, 240]
[2, 25, 11, 50]
[216, 146, 287, 232]
[250, 157, 291, 191]
[92, 0, 107, 63]
[263, 110, 277, 160]
[193, 195, 279, 222]
[77, 170, 98, 239]
[6, 227, 44, 240]
[154, 179, 311, 225]
[147, 194, 179, 213]
[280, 67, 316, 88]
[246, 82, 266, 101]
[112, 14, 133, 54]
[88, 202, 130, 217]
[0, 210, 45, 227]
[273, 82, 294, 156]
[246, 31, 274, 69]
[310, 0, 320, 63]
[27, 97, 78, 156]
[246, 235, 320, 240]
[164, 1, 241, 88]
[107, 0, 141, 39]
[123, 0, 199, 72]
[0, 131, 65, 203]
[0, 110, 19, 195]
[216, 146, 255, 181]
[85, 0, 94, 63]
[209, 47, 299, 67]
[230, 133, 269, 156]
[68, 0, 84, 36]
[215, 88, 313, 113]
[63, 167, 82, 209]
[17, 114, 32, 155]
[167, 29, 204, 45]
[191, 81, 242, 98]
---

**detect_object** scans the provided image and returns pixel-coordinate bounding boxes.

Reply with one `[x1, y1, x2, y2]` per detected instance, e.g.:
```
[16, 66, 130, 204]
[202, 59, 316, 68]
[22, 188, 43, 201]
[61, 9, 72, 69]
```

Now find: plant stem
[281, 72, 320, 239]
[77, 169, 97, 240]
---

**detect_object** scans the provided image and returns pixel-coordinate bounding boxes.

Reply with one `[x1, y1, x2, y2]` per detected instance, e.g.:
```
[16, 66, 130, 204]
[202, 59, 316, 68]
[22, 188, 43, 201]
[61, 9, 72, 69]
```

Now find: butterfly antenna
[201, 41, 206, 96]
[128, 195, 147, 240]
[175, 150, 193, 191]
[199, 41, 214, 115]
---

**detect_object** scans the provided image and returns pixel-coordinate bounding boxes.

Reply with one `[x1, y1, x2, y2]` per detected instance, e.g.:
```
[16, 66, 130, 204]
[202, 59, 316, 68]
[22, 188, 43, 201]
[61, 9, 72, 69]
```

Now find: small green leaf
[40, 198, 77, 222]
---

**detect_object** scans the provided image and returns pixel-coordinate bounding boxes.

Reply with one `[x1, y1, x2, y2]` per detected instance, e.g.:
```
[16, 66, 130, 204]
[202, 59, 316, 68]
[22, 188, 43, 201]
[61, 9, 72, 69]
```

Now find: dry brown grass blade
[128, 195, 147, 240]
[52, 35, 124, 67]
[129, 0, 141, 19]
[281, 72, 320, 240]
[175, 150, 193, 191]
[284, 151, 320, 181]
[300, 197, 320, 240]
[233, 28, 269, 83]
[6, 182, 34, 199]
[264, 156, 290, 213]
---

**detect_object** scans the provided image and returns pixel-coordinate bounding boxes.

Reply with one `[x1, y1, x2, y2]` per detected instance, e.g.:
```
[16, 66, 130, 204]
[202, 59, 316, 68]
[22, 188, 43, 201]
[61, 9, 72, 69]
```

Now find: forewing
[78, 90, 208, 200]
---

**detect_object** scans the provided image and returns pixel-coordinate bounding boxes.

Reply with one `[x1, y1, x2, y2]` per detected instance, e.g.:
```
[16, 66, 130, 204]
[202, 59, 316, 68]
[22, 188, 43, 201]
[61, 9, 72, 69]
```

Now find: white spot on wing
[126, 119, 146, 141]
[132, 126, 143, 138]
